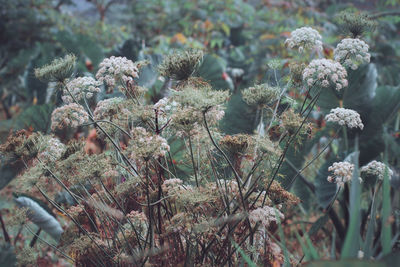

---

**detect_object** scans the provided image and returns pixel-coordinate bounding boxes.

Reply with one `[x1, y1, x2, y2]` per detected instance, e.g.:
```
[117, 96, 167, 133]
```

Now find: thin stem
[188, 135, 199, 187]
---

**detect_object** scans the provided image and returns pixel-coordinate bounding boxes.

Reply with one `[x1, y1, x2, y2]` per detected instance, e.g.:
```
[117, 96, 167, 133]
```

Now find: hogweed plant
[0, 15, 398, 267]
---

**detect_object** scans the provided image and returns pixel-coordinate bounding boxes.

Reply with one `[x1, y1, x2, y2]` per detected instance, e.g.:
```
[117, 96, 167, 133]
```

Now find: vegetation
[0, 0, 399, 266]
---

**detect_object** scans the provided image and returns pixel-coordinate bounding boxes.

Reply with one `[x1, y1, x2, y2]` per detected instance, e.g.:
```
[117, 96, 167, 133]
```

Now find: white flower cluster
[162, 178, 186, 195]
[249, 206, 284, 228]
[327, 161, 354, 187]
[325, 107, 364, 129]
[129, 127, 170, 160]
[303, 59, 348, 90]
[285, 27, 323, 53]
[361, 160, 393, 180]
[51, 103, 89, 131]
[334, 38, 370, 70]
[96, 56, 139, 89]
[62, 77, 101, 104]
[38, 137, 66, 162]
[93, 97, 125, 120]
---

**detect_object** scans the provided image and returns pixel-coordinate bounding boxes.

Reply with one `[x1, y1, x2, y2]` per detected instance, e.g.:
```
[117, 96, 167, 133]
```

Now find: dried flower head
[361, 160, 393, 181]
[16, 246, 36, 267]
[289, 62, 307, 85]
[334, 38, 370, 70]
[96, 56, 139, 92]
[249, 206, 284, 228]
[172, 86, 229, 112]
[303, 59, 348, 91]
[281, 109, 310, 136]
[325, 107, 364, 129]
[220, 134, 251, 154]
[158, 49, 203, 80]
[62, 76, 101, 104]
[35, 54, 76, 82]
[337, 11, 377, 38]
[267, 181, 300, 205]
[51, 103, 89, 131]
[242, 83, 280, 107]
[93, 97, 126, 120]
[37, 136, 66, 163]
[285, 27, 323, 53]
[327, 161, 354, 187]
[128, 127, 170, 160]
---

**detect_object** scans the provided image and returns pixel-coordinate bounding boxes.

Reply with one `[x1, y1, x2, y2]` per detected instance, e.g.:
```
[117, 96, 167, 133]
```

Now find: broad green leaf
[341, 140, 361, 259]
[381, 164, 392, 256]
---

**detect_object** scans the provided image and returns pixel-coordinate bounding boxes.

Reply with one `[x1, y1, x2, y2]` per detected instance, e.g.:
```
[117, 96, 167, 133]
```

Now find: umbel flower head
[325, 107, 364, 129]
[172, 86, 229, 112]
[158, 49, 203, 80]
[285, 27, 323, 53]
[303, 59, 348, 91]
[327, 161, 355, 187]
[51, 103, 89, 131]
[35, 54, 76, 82]
[334, 38, 370, 70]
[336, 10, 377, 38]
[62, 77, 101, 104]
[37, 136, 66, 163]
[248, 206, 284, 228]
[93, 97, 126, 120]
[361, 160, 393, 181]
[96, 56, 139, 90]
[128, 127, 170, 161]
[242, 83, 280, 107]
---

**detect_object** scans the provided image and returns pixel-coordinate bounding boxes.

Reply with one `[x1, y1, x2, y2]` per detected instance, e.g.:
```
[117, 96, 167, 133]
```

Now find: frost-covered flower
[303, 59, 348, 90]
[334, 38, 370, 70]
[285, 27, 323, 53]
[327, 161, 354, 187]
[62, 77, 101, 104]
[128, 127, 170, 160]
[93, 97, 125, 120]
[325, 108, 364, 129]
[361, 160, 393, 181]
[37, 137, 66, 162]
[51, 103, 89, 131]
[249, 206, 284, 228]
[96, 56, 139, 90]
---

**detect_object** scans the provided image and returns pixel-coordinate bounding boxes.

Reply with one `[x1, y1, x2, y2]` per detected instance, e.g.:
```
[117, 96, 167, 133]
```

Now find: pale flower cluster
[93, 97, 125, 120]
[285, 27, 323, 53]
[334, 38, 370, 70]
[162, 178, 185, 195]
[129, 127, 170, 160]
[96, 56, 139, 89]
[327, 161, 354, 187]
[37, 137, 66, 163]
[325, 107, 364, 129]
[361, 160, 393, 181]
[62, 77, 101, 104]
[303, 59, 348, 90]
[51, 103, 89, 131]
[249, 206, 284, 228]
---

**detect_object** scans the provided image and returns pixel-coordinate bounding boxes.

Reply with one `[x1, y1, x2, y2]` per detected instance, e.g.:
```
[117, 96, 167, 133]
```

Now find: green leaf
[341, 140, 361, 259]
[0, 157, 25, 190]
[13, 104, 53, 133]
[0, 244, 16, 267]
[304, 259, 384, 267]
[363, 188, 378, 259]
[314, 158, 338, 209]
[381, 164, 392, 256]
[195, 54, 232, 90]
[231, 240, 258, 267]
